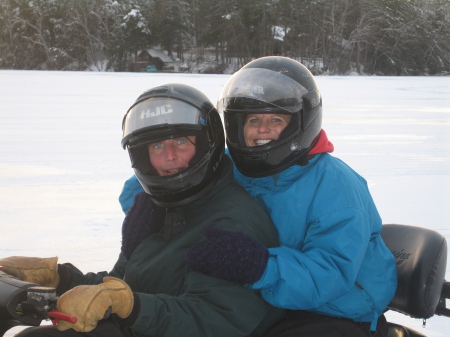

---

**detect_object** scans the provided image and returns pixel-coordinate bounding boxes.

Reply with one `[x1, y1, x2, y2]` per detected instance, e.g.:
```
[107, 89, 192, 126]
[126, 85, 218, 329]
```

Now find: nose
[164, 145, 178, 161]
[257, 119, 271, 133]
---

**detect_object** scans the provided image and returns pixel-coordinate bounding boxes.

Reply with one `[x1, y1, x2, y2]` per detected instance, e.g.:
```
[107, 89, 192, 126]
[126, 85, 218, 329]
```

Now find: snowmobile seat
[381, 224, 447, 319]
[381, 224, 449, 337]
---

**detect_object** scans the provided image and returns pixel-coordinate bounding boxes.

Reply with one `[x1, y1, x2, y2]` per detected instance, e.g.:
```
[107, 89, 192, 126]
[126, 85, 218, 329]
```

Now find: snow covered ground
[0, 70, 449, 336]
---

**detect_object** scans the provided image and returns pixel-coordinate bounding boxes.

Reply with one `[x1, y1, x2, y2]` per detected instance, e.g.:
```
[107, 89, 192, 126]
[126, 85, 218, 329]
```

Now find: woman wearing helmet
[185, 57, 398, 337]
[5, 84, 284, 337]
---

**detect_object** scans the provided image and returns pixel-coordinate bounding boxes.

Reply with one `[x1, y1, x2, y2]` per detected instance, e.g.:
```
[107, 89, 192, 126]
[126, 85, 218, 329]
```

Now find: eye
[177, 138, 187, 145]
[247, 116, 260, 124]
[271, 115, 290, 125]
[148, 142, 164, 153]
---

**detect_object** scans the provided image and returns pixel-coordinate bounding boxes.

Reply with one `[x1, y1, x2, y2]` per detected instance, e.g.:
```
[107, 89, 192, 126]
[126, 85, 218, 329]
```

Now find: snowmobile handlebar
[0, 271, 76, 335]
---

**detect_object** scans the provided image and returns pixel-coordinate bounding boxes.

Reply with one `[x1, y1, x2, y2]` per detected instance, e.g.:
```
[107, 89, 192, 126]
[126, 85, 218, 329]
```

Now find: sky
[0, 70, 449, 336]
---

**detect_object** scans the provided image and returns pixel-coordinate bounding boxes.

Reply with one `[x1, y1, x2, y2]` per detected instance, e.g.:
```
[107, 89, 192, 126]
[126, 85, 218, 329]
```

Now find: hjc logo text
[140, 104, 173, 119]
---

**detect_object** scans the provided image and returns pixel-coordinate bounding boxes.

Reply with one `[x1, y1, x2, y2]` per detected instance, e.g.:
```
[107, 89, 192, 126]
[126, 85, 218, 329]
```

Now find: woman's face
[243, 114, 291, 147]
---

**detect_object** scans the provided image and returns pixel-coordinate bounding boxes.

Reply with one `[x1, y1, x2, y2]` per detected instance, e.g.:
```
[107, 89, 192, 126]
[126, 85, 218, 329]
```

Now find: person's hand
[185, 226, 269, 284]
[0, 256, 59, 287]
[56, 277, 134, 332]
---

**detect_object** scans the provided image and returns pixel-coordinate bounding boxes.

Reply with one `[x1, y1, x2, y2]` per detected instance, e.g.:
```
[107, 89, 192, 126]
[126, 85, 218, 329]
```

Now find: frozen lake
[0, 70, 449, 336]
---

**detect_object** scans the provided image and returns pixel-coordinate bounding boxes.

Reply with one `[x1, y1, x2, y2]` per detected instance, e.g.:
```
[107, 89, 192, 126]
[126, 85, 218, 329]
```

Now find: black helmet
[122, 83, 225, 206]
[218, 56, 322, 177]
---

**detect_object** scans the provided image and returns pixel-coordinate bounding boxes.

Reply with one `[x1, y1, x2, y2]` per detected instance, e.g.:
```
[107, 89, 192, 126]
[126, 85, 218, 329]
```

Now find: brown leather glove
[56, 277, 134, 332]
[0, 256, 59, 288]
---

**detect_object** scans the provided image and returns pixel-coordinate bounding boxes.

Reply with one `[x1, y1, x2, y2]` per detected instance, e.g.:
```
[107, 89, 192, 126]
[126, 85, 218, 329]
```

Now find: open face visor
[219, 68, 308, 148]
[217, 68, 308, 115]
[122, 97, 207, 148]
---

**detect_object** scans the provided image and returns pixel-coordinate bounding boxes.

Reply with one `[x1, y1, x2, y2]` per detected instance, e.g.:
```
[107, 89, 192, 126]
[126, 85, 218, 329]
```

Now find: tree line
[1, 0, 449, 75]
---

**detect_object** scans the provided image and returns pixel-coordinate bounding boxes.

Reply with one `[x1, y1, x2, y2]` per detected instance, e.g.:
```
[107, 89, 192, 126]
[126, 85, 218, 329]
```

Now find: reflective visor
[123, 97, 206, 140]
[218, 68, 308, 114]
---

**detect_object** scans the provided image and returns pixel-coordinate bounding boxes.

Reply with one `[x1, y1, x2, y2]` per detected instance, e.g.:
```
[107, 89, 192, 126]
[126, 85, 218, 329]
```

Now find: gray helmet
[122, 83, 225, 206]
[218, 56, 322, 177]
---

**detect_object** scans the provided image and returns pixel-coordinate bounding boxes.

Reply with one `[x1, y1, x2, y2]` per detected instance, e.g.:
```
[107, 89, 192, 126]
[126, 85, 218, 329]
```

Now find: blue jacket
[119, 153, 397, 330]
[234, 152, 397, 329]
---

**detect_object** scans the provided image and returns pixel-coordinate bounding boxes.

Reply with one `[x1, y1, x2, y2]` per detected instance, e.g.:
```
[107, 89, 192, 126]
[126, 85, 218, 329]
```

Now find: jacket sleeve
[56, 253, 127, 295]
[249, 207, 371, 310]
[130, 270, 282, 337]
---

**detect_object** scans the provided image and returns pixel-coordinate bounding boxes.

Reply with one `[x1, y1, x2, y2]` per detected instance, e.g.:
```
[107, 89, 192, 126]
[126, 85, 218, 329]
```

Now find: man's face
[243, 114, 291, 147]
[148, 136, 196, 176]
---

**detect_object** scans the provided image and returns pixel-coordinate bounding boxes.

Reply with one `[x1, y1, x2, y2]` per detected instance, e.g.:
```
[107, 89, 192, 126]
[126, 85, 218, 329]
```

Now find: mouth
[255, 139, 273, 146]
[162, 167, 187, 176]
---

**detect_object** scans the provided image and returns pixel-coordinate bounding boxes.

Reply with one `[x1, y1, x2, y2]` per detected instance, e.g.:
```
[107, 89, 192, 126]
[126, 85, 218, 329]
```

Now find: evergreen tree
[0, 0, 448, 74]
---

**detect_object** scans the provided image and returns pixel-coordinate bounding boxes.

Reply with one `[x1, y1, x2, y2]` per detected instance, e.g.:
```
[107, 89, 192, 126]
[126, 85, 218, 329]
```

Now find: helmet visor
[123, 97, 206, 142]
[218, 68, 308, 114]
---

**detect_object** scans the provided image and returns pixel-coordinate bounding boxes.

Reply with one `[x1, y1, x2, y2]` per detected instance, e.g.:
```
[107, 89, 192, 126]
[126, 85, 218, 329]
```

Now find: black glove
[185, 226, 269, 284]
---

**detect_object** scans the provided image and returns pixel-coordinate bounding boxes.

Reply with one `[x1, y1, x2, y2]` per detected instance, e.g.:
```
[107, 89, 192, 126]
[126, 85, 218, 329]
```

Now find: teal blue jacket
[234, 153, 397, 330]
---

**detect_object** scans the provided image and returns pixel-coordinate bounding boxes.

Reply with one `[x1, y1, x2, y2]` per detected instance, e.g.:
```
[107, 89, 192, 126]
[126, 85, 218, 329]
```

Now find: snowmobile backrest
[381, 224, 447, 319]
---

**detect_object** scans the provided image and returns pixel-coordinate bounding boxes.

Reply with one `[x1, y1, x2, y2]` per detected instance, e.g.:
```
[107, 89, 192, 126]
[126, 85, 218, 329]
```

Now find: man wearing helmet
[1, 84, 284, 337]
[117, 57, 398, 337]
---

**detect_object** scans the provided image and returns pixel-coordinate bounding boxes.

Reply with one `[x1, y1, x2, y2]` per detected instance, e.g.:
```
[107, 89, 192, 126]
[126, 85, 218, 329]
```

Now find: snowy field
[0, 70, 449, 336]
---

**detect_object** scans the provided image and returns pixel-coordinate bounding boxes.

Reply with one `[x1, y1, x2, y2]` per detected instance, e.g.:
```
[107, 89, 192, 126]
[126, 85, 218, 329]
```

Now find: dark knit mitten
[121, 192, 165, 260]
[185, 226, 269, 284]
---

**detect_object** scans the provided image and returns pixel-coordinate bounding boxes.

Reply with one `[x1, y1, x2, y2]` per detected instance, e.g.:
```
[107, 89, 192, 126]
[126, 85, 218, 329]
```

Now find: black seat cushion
[381, 224, 447, 318]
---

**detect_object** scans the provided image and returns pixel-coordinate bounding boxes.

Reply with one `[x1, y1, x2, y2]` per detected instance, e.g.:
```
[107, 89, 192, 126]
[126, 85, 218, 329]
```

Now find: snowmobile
[1, 224, 449, 337]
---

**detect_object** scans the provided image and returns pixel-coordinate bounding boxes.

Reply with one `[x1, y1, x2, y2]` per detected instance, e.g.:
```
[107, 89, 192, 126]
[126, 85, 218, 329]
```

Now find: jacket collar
[308, 129, 334, 155]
